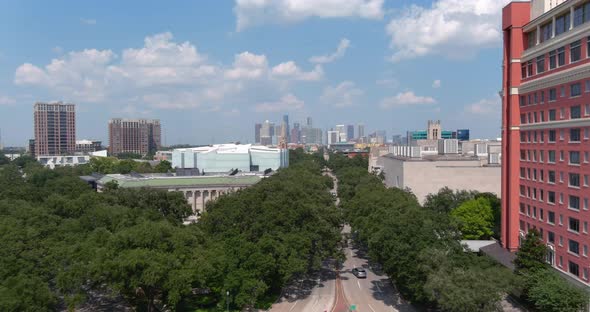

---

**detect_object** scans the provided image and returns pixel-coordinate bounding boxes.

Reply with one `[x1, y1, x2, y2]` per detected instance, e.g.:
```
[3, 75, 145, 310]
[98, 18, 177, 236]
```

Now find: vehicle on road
[352, 267, 367, 278]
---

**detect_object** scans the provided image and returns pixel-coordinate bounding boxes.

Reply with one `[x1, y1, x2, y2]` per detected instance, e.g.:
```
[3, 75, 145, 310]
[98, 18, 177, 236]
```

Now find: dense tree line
[515, 230, 588, 311]
[329, 155, 517, 311]
[0, 150, 340, 311]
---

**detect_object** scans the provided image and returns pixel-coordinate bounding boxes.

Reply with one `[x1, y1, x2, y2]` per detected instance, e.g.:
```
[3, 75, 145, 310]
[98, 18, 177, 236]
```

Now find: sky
[0, 0, 510, 146]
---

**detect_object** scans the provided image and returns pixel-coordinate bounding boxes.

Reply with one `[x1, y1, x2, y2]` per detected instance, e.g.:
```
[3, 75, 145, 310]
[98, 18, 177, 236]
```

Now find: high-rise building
[427, 120, 442, 140]
[327, 130, 340, 146]
[358, 124, 365, 139]
[34, 102, 76, 156]
[254, 123, 262, 144]
[260, 120, 275, 146]
[335, 125, 347, 142]
[291, 123, 301, 144]
[306, 117, 313, 128]
[282, 115, 290, 143]
[347, 125, 354, 141]
[109, 118, 161, 156]
[502, 0, 590, 284]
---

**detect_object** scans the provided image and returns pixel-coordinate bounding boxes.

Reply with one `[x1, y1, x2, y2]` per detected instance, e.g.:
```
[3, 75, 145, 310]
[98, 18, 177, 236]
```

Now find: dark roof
[480, 242, 516, 270]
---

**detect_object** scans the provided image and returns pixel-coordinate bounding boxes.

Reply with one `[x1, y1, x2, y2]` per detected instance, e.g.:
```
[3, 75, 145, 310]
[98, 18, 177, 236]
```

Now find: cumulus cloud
[254, 94, 305, 112]
[320, 81, 364, 108]
[432, 79, 441, 88]
[386, 0, 510, 62]
[310, 38, 351, 64]
[235, 0, 384, 31]
[465, 96, 500, 115]
[14, 32, 322, 110]
[380, 91, 436, 109]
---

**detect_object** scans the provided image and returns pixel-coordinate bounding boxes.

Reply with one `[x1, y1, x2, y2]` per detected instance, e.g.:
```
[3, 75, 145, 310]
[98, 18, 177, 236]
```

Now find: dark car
[352, 267, 367, 278]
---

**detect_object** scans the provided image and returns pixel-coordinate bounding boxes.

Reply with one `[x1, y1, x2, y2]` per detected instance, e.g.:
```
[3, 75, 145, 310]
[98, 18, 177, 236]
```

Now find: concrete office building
[75, 140, 103, 154]
[260, 120, 275, 146]
[109, 119, 161, 156]
[358, 124, 365, 140]
[254, 123, 262, 144]
[96, 173, 263, 221]
[172, 143, 288, 173]
[503, 0, 590, 284]
[282, 115, 290, 143]
[327, 130, 340, 146]
[302, 127, 323, 145]
[347, 125, 354, 142]
[380, 143, 501, 204]
[291, 123, 301, 144]
[34, 102, 76, 156]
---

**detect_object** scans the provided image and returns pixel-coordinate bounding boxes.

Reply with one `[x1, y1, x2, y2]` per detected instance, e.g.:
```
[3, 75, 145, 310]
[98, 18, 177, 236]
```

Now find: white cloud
[14, 32, 322, 110]
[432, 79, 441, 88]
[465, 97, 500, 115]
[386, 0, 510, 62]
[380, 91, 436, 109]
[310, 38, 351, 64]
[235, 0, 384, 31]
[80, 18, 96, 25]
[320, 81, 363, 108]
[0, 96, 16, 105]
[254, 94, 305, 112]
[271, 61, 323, 81]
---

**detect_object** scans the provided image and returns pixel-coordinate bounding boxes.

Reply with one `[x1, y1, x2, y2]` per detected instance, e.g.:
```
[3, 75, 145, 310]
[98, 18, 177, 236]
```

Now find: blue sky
[0, 0, 509, 146]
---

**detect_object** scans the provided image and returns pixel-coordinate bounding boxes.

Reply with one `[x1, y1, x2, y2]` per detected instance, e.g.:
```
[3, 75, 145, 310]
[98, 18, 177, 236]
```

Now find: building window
[548, 150, 556, 163]
[572, 105, 582, 119]
[548, 210, 556, 223]
[519, 95, 526, 107]
[570, 151, 581, 164]
[570, 261, 580, 277]
[560, 86, 566, 98]
[571, 40, 582, 62]
[586, 81, 590, 93]
[570, 173, 581, 188]
[540, 208, 545, 220]
[549, 50, 557, 69]
[585, 246, 589, 258]
[527, 61, 534, 77]
[585, 222, 589, 233]
[560, 171, 565, 182]
[560, 129, 565, 140]
[560, 150, 565, 161]
[534, 93, 538, 104]
[548, 231, 555, 243]
[574, 4, 585, 27]
[547, 130, 557, 143]
[549, 171, 556, 183]
[556, 12, 571, 36]
[549, 89, 557, 101]
[571, 128, 581, 142]
[570, 241, 580, 256]
[586, 104, 590, 116]
[571, 83, 582, 97]
[558, 47, 566, 66]
[585, 175, 589, 186]
[549, 109, 556, 120]
[527, 30, 537, 49]
[570, 195, 581, 210]
[541, 91, 545, 103]
[570, 217, 581, 233]
[585, 128, 589, 139]
[536, 55, 545, 74]
[541, 22, 553, 42]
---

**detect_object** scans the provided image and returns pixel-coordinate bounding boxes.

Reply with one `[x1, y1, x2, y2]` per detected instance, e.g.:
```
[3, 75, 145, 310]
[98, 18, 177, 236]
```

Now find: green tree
[514, 229, 547, 273]
[154, 160, 173, 173]
[450, 197, 494, 240]
[526, 269, 589, 312]
[0, 153, 9, 166]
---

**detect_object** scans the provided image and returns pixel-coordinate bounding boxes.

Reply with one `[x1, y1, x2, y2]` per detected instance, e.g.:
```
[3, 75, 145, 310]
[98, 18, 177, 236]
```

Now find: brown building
[108, 118, 161, 156]
[34, 102, 76, 156]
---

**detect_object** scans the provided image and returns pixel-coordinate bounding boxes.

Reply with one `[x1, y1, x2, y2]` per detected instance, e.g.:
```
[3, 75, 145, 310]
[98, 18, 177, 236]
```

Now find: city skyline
[0, 1, 507, 146]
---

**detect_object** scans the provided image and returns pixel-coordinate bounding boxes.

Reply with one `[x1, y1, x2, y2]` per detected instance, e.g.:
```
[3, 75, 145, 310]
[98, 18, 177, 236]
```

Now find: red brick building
[34, 102, 76, 156]
[503, 0, 590, 284]
[108, 118, 161, 156]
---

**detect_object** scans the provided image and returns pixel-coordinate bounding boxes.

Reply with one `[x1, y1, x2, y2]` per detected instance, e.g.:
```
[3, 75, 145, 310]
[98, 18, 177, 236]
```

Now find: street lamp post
[226, 290, 230, 312]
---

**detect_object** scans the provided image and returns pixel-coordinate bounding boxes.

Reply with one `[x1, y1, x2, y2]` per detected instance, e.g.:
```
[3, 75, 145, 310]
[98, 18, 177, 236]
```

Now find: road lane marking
[288, 301, 298, 312]
[357, 280, 361, 290]
[368, 304, 377, 312]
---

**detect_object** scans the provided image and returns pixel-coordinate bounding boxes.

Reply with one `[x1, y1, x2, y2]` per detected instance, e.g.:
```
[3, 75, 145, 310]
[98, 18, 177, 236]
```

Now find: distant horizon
[0, 1, 506, 146]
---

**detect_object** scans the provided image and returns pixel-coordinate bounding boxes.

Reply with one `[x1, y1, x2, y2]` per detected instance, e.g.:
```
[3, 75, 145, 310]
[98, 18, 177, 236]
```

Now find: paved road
[268, 265, 336, 312]
[337, 237, 415, 312]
